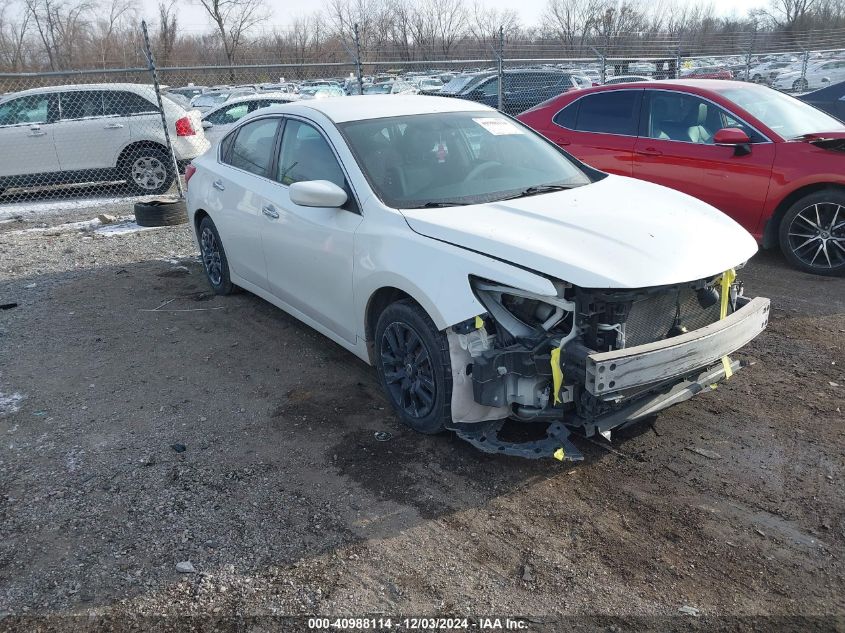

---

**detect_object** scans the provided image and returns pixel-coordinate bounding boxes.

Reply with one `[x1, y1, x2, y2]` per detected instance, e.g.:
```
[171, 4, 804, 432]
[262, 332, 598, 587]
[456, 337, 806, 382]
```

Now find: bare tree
[157, 0, 177, 66]
[196, 0, 267, 72]
[766, 0, 817, 30]
[93, 0, 133, 67]
[24, 0, 93, 70]
[543, 0, 599, 54]
[467, 1, 521, 52]
[0, 0, 31, 71]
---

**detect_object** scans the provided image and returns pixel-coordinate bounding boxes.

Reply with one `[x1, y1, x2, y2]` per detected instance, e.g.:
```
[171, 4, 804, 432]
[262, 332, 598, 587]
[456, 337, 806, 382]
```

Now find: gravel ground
[0, 198, 843, 632]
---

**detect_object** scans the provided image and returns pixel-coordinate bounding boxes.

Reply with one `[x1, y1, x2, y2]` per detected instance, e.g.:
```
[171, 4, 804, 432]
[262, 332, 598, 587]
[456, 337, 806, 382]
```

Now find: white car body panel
[186, 96, 756, 368]
[0, 123, 59, 177]
[400, 174, 758, 289]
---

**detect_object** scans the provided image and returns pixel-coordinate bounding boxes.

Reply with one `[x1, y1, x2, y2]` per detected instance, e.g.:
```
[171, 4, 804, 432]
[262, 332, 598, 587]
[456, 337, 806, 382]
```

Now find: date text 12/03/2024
[307, 617, 530, 630]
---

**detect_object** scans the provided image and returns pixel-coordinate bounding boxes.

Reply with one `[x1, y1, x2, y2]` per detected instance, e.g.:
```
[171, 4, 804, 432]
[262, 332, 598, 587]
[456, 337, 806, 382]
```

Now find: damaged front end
[447, 273, 770, 459]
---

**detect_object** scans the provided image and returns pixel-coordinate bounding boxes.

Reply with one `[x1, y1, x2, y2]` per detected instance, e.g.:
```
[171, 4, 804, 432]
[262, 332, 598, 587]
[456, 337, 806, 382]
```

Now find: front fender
[353, 211, 557, 337]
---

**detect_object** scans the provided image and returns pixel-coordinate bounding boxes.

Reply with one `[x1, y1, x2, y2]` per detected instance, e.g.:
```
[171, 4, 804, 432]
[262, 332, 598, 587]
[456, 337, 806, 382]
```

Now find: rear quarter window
[553, 101, 579, 129]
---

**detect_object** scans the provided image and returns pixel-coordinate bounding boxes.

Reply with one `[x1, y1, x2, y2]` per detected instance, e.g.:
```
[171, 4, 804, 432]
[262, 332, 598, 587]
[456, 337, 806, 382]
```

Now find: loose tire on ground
[133, 199, 188, 227]
[374, 299, 452, 434]
[198, 216, 235, 295]
[778, 188, 845, 276]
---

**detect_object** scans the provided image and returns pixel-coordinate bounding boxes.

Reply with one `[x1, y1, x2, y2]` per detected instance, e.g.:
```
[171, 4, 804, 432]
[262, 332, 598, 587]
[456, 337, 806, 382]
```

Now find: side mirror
[714, 127, 750, 145]
[289, 180, 347, 208]
[201, 120, 212, 130]
[714, 127, 751, 156]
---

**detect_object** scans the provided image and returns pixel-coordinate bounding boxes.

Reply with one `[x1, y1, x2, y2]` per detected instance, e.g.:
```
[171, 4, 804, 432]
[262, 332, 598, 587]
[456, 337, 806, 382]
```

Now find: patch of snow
[0, 194, 141, 220]
[95, 220, 160, 236]
[8, 218, 103, 235]
[0, 391, 23, 416]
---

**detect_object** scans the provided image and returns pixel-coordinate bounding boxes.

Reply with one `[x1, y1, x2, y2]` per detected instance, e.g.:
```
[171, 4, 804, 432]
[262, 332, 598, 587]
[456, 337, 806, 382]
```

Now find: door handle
[104, 123, 124, 129]
[262, 205, 279, 219]
[28, 126, 46, 137]
[556, 139, 571, 147]
[636, 147, 663, 156]
[212, 179, 225, 191]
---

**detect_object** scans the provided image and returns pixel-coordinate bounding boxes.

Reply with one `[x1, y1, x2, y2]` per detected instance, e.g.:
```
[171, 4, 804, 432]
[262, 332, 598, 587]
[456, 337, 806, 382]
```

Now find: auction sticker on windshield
[473, 117, 523, 135]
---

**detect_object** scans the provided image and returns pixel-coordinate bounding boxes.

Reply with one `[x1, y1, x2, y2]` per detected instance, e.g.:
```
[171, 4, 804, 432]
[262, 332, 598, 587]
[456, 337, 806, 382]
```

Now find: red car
[518, 80, 845, 275]
[682, 66, 733, 80]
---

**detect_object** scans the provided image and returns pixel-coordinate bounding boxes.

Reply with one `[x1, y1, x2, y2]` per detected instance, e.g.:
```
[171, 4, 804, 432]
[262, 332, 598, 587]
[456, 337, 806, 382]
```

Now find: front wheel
[792, 78, 808, 92]
[779, 190, 845, 276]
[374, 300, 452, 434]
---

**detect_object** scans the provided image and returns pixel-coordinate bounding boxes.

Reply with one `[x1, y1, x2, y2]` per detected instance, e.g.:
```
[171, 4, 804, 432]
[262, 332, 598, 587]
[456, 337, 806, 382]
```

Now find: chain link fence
[0, 20, 843, 212]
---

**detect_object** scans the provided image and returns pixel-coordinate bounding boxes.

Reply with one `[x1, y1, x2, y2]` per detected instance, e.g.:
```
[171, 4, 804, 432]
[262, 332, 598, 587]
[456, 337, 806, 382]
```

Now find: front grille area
[624, 287, 722, 347]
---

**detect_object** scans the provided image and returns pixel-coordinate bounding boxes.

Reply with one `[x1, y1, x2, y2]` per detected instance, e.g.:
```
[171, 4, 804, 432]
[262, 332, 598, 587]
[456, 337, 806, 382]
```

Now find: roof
[293, 95, 495, 123]
[591, 79, 762, 92]
[2, 83, 153, 100]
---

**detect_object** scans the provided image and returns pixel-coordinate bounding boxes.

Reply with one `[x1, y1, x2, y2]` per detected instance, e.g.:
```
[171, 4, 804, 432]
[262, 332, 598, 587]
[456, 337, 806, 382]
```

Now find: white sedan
[772, 59, 845, 92]
[200, 93, 298, 145]
[185, 96, 769, 458]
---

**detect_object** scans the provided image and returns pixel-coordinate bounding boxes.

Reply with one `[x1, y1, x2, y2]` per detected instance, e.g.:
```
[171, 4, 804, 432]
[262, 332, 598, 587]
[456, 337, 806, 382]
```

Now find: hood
[800, 131, 845, 151]
[400, 175, 758, 289]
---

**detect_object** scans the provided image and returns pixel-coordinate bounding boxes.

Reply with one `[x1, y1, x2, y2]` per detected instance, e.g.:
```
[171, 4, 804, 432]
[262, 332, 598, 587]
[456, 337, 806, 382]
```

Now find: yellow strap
[553, 447, 565, 461]
[474, 315, 484, 329]
[551, 347, 564, 404]
[719, 268, 736, 379]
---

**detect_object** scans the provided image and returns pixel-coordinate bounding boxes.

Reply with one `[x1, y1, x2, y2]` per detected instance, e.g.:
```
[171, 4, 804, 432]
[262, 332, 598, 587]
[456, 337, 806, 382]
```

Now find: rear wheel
[779, 190, 845, 276]
[123, 146, 175, 195]
[374, 300, 452, 434]
[198, 216, 235, 294]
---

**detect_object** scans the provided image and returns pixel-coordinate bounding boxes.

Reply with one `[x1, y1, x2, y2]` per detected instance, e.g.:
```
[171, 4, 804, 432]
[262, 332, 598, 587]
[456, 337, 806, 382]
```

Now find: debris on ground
[686, 446, 722, 460]
[678, 605, 700, 616]
[170, 443, 187, 453]
[175, 561, 196, 574]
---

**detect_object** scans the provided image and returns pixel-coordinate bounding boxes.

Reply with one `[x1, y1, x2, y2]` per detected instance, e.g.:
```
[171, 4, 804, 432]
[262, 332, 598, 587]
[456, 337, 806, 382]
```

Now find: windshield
[364, 84, 393, 94]
[339, 111, 590, 209]
[719, 85, 845, 138]
[441, 75, 478, 94]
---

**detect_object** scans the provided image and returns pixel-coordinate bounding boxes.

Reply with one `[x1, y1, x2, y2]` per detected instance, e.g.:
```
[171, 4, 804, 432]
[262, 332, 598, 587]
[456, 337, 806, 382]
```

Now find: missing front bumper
[585, 296, 769, 398]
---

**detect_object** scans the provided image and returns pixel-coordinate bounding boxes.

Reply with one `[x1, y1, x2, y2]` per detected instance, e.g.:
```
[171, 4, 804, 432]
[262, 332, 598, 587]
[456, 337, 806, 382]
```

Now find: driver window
[646, 92, 718, 144]
[646, 91, 762, 144]
[276, 119, 345, 189]
[478, 78, 498, 97]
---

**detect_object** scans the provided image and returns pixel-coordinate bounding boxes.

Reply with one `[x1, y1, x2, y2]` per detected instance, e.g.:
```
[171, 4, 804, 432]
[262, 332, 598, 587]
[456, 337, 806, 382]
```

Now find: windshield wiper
[498, 184, 574, 201]
[410, 200, 473, 208]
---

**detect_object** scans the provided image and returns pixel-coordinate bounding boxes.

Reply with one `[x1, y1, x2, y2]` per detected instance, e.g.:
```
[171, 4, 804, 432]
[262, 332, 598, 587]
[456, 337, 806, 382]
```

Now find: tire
[122, 146, 175, 195]
[133, 199, 187, 227]
[778, 189, 845, 276]
[198, 216, 235, 295]
[374, 299, 452, 434]
[792, 78, 808, 92]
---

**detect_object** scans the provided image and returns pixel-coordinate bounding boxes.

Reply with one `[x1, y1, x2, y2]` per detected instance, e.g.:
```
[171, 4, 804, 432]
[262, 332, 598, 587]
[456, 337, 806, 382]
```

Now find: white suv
[0, 83, 210, 197]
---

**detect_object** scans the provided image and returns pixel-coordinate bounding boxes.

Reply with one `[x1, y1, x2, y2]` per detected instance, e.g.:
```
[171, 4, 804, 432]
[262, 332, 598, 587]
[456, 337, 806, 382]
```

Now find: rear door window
[224, 117, 280, 177]
[59, 91, 105, 120]
[103, 91, 158, 116]
[574, 90, 641, 136]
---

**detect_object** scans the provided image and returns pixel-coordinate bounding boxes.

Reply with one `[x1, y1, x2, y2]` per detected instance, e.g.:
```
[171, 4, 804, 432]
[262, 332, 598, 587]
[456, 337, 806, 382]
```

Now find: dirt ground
[0, 200, 843, 632]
